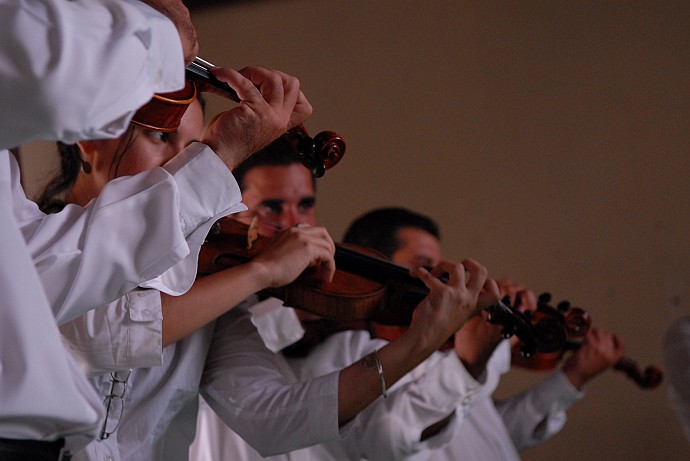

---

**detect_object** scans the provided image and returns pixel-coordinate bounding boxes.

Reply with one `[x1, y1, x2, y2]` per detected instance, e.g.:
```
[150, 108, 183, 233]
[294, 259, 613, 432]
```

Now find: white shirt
[427, 342, 583, 461]
[66, 298, 344, 461]
[191, 308, 583, 461]
[2, 144, 243, 453]
[190, 303, 486, 461]
[0, 0, 239, 452]
[663, 316, 690, 443]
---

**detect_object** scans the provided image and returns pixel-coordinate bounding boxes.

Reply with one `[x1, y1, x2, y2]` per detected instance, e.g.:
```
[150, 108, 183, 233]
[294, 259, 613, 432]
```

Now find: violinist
[0, 0, 223, 459]
[342, 207, 626, 461]
[190, 144, 499, 460]
[38, 89, 338, 461]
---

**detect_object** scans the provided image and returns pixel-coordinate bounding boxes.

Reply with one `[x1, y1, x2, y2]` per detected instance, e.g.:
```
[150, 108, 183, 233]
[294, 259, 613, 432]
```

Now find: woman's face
[81, 99, 204, 196]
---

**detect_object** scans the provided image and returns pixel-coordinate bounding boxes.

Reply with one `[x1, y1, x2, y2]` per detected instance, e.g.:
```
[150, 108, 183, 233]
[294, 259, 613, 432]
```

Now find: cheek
[121, 150, 172, 176]
[302, 209, 317, 226]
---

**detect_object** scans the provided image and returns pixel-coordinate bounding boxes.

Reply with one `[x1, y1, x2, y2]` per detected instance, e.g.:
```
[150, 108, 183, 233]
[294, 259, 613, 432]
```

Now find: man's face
[390, 227, 442, 269]
[238, 164, 317, 237]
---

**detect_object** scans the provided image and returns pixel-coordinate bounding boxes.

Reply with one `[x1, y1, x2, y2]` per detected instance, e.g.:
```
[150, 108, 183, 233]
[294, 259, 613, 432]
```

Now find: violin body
[199, 217, 393, 322]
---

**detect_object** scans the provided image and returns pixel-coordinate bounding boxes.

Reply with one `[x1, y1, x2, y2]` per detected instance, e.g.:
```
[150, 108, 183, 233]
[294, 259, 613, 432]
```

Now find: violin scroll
[613, 357, 663, 389]
[282, 126, 346, 178]
[514, 292, 664, 390]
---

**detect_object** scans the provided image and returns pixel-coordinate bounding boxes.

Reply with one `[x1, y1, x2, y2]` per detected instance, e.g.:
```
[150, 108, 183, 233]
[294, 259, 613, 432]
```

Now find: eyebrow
[299, 197, 316, 207]
[260, 199, 284, 208]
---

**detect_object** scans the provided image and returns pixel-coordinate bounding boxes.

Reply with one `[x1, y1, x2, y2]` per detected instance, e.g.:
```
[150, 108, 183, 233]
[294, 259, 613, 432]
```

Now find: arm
[60, 223, 335, 373]
[290, 331, 483, 461]
[161, 224, 336, 346]
[16, 145, 243, 324]
[200, 303, 343, 456]
[201, 259, 497, 456]
[59, 289, 164, 375]
[494, 370, 583, 450]
[497, 328, 623, 450]
[0, 0, 185, 148]
[0, 178, 102, 444]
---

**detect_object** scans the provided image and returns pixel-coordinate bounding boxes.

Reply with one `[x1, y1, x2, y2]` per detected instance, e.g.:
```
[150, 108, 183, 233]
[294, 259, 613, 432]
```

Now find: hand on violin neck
[407, 259, 490, 353]
[201, 66, 312, 170]
[562, 328, 625, 389]
[497, 279, 537, 314]
[250, 225, 336, 289]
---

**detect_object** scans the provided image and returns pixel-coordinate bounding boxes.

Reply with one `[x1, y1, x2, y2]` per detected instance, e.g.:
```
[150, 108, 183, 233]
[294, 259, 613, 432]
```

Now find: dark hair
[233, 135, 316, 192]
[36, 128, 136, 213]
[342, 207, 441, 258]
[36, 92, 207, 214]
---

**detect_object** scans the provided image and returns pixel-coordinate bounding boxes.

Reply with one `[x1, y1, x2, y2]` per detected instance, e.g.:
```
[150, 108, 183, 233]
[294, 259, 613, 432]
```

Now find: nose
[280, 206, 302, 229]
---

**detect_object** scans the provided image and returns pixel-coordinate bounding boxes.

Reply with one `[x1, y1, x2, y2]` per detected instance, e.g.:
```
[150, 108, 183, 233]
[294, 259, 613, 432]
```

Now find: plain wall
[18, 1, 690, 460]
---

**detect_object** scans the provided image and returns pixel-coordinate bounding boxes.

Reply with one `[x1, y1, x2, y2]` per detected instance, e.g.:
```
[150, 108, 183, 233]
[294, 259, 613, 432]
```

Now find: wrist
[562, 365, 588, 390]
[244, 260, 274, 291]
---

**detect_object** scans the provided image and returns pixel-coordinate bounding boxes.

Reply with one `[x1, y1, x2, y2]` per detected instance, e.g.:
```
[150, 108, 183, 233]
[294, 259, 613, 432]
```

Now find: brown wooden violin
[511, 292, 663, 389]
[131, 57, 346, 177]
[197, 217, 565, 356]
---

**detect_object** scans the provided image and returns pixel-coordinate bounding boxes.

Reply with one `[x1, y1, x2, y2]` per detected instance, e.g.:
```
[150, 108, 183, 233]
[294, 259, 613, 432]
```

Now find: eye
[298, 197, 316, 212]
[260, 200, 283, 215]
[144, 130, 170, 144]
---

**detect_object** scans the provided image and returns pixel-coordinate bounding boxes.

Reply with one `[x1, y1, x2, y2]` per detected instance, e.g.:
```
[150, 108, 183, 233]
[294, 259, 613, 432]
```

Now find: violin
[132, 57, 346, 178]
[511, 293, 663, 389]
[197, 217, 565, 355]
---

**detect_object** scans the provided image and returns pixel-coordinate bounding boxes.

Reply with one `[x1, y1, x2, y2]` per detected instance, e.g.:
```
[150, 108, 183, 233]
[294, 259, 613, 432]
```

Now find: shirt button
[142, 309, 151, 316]
[104, 456, 114, 461]
[462, 396, 472, 406]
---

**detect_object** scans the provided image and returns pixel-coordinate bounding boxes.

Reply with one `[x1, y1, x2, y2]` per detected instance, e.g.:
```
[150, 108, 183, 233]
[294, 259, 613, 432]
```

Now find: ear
[76, 140, 100, 163]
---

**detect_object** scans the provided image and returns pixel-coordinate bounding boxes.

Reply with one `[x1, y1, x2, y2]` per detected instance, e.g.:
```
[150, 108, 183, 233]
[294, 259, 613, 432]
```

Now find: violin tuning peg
[521, 344, 535, 358]
[311, 162, 326, 179]
[500, 326, 514, 339]
[501, 295, 513, 307]
[557, 301, 571, 312]
[514, 293, 523, 309]
[538, 292, 552, 304]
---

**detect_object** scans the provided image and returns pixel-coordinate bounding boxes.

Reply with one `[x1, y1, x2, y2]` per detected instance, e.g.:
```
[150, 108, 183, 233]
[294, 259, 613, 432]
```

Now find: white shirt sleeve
[0, 0, 184, 148]
[11, 145, 244, 324]
[60, 288, 164, 376]
[0, 157, 102, 449]
[663, 316, 690, 443]
[289, 331, 484, 461]
[200, 301, 342, 457]
[494, 369, 583, 450]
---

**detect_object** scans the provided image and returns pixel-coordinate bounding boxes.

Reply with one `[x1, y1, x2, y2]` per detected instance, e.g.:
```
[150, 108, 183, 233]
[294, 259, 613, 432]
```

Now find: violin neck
[186, 58, 240, 102]
[334, 245, 425, 289]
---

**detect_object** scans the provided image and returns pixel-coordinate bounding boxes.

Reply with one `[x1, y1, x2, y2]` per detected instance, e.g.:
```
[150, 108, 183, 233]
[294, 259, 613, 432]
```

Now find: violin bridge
[247, 216, 259, 249]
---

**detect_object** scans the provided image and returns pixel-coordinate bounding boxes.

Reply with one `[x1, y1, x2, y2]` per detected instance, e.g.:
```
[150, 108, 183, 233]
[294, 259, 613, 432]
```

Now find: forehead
[393, 227, 442, 265]
[241, 164, 314, 206]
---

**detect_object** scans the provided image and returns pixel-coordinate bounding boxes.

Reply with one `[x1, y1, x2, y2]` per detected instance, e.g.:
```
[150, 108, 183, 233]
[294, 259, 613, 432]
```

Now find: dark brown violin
[131, 57, 345, 177]
[198, 217, 565, 355]
[511, 293, 663, 389]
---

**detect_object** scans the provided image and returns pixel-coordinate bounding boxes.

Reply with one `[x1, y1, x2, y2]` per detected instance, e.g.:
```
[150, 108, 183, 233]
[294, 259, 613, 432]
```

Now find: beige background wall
[19, 1, 690, 460]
